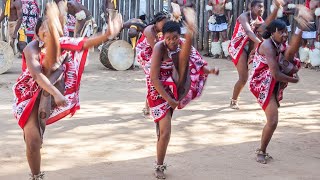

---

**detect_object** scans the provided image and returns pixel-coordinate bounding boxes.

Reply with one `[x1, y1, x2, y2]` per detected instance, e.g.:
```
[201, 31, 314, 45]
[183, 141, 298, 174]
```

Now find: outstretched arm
[257, 0, 283, 33]
[82, 13, 122, 50]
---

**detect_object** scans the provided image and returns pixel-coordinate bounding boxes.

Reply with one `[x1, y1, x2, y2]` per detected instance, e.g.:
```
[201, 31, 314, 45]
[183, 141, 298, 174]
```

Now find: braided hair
[162, 21, 181, 35]
[262, 19, 287, 39]
[149, 11, 169, 25]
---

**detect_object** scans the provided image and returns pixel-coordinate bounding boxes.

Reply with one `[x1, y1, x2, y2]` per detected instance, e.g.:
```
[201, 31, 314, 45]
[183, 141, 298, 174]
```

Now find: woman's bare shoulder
[144, 25, 154, 36]
[154, 40, 165, 50]
[23, 41, 40, 59]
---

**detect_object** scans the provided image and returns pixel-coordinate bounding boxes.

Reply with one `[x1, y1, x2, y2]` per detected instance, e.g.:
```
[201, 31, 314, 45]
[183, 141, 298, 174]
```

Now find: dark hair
[251, 0, 264, 7]
[149, 11, 168, 25]
[35, 17, 43, 36]
[162, 21, 181, 35]
[262, 19, 287, 39]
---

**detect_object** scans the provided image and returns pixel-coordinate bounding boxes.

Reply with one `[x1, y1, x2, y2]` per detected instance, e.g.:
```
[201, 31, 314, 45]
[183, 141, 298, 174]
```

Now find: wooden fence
[0, 0, 309, 51]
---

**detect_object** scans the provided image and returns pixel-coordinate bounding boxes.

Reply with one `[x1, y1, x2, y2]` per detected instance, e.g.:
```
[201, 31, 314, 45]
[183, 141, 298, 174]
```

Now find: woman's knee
[24, 131, 42, 152]
[267, 118, 278, 129]
[159, 127, 171, 141]
[238, 77, 248, 85]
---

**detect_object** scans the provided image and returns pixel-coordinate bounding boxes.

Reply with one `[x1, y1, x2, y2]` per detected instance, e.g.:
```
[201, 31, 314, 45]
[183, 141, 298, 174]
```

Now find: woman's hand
[106, 12, 123, 39]
[168, 98, 179, 109]
[53, 92, 67, 107]
[292, 73, 299, 83]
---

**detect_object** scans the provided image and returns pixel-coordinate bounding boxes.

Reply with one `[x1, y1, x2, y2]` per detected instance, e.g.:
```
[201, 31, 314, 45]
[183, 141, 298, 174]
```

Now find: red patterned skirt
[249, 46, 300, 110]
[147, 44, 208, 122]
[12, 37, 88, 128]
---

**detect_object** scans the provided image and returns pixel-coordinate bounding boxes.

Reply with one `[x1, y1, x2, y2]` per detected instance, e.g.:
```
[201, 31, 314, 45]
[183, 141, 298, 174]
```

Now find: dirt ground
[0, 52, 319, 180]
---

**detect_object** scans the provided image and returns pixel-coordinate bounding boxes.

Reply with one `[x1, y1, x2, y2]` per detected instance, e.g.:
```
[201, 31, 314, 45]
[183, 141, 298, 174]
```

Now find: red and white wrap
[228, 16, 263, 65]
[249, 43, 300, 110]
[12, 37, 88, 129]
[146, 39, 208, 122]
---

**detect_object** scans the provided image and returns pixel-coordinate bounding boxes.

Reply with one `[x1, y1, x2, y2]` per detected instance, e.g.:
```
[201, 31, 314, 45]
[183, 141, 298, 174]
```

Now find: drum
[100, 40, 134, 71]
[0, 41, 14, 74]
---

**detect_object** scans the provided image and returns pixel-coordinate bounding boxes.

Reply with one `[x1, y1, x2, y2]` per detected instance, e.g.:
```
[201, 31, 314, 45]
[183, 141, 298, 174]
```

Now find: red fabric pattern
[146, 40, 208, 122]
[228, 16, 264, 66]
[249, 43, 300, 110]
[13, 37, 88, 128]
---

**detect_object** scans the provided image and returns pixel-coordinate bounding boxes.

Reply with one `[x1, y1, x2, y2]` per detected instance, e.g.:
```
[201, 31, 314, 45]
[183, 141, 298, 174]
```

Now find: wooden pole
[130, 0, 136, 19]
[194, 0, 199, 49]
[119, 0, 124, 39]
[146, 0, 151, 23]
[135, 0, 140, 18]
[160, 0, 164, 12]
[123, 0, 130, 40]
[198, 0, 204, 50]
[168, 0, 172, 12]
[150, 0, 155, 19]
[233, 0, 239, 37]
[155, 0, 160, 14]
[203, 0, 209, 52]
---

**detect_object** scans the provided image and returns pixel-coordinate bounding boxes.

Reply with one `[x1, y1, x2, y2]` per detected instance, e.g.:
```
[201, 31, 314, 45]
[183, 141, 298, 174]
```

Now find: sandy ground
[0, 51, 319, 180]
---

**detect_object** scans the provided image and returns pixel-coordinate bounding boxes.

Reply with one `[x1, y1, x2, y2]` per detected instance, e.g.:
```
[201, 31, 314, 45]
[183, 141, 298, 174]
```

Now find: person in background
[204, 0, 232, 58]
[228, 0, 284, 110]
[0, 0, 24, 54]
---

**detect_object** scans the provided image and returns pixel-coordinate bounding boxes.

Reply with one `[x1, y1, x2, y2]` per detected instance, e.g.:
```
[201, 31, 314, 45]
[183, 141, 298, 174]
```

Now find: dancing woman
[149, 8, 219, 179]
[228, 0, 284, 109]
[249, 8, 312, 164]
[12, 3, 122, 179]
[135, 12, 169, 115]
